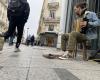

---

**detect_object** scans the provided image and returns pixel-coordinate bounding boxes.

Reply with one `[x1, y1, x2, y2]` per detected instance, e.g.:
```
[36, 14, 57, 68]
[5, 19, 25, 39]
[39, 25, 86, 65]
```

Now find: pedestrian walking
[9, 31, 17, 46]
[26, 35, 31, 46]
[30, 35, 35, 46]
[4, 0, 30, 52]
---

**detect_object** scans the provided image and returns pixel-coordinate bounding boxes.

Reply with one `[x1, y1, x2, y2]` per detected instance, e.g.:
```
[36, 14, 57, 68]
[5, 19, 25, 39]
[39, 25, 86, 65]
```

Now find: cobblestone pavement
[0, 43, 100, 80]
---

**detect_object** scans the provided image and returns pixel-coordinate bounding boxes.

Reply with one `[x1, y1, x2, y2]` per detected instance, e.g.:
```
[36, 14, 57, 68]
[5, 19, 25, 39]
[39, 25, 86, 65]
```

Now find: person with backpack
[4, 0, 30, 52]
[30, 35, 35, 46]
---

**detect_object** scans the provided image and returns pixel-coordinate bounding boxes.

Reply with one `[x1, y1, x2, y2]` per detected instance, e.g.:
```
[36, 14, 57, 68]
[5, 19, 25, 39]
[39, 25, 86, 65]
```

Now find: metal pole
[27, 28, 29, 38]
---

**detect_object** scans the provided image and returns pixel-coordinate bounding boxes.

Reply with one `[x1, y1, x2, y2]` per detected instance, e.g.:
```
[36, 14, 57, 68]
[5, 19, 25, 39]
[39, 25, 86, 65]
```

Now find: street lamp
[27, 28, 29, 38]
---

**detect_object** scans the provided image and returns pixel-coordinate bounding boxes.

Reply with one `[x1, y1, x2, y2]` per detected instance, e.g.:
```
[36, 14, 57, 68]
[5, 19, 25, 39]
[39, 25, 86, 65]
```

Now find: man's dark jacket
[7, 1, 30, 23]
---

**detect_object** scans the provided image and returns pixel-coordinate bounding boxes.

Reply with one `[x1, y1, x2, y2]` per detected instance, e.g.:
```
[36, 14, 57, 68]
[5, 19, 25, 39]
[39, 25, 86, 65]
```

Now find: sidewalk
[0, 44, 100, 80]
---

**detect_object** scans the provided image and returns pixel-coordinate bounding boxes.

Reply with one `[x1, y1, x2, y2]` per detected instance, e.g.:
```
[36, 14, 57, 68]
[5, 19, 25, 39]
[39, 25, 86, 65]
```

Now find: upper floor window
[49, 10, 55, 18]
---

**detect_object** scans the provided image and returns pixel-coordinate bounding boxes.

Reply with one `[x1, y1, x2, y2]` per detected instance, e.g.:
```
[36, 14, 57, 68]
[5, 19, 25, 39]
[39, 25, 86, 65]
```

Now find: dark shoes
[14, 48, 21, 52]
[14, 43, 21, 52]
[58, 51, 73, 60]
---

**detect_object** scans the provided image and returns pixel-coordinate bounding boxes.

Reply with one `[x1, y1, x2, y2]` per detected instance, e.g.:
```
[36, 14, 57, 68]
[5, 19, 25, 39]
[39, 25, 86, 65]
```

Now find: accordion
[80, 17, 89, 34]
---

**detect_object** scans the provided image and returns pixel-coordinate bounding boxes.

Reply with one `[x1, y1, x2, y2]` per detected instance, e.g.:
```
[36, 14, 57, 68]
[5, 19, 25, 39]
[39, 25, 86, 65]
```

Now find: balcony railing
[43, 17, 60, 23]
[48, 2, 59, 9]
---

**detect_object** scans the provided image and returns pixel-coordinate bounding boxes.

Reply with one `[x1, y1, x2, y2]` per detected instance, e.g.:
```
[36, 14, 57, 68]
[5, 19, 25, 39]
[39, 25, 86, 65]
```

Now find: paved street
[0, 43, 100, 80]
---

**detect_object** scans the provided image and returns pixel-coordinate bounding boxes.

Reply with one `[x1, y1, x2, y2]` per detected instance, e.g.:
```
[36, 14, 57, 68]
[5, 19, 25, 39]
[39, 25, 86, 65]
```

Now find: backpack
[89, 49, 100, 62]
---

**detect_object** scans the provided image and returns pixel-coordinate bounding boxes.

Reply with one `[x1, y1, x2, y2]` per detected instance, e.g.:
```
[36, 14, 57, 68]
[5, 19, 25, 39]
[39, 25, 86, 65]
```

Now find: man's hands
[80, 21, 87, 28]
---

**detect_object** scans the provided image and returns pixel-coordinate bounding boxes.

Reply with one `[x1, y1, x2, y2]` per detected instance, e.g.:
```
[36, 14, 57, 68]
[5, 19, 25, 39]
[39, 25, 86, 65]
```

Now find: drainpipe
[56, 0, 69, 49]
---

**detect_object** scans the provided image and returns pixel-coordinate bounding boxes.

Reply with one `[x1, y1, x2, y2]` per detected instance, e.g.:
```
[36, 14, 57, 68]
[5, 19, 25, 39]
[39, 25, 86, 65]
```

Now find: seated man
[59, 2, 100, 59]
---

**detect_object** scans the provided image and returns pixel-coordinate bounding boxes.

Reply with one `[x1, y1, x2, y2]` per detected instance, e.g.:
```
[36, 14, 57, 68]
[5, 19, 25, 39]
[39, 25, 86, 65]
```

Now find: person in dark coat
[4, 0, 30, 52]
[26, 35, 31, 46]
[30, 35, 35, 46]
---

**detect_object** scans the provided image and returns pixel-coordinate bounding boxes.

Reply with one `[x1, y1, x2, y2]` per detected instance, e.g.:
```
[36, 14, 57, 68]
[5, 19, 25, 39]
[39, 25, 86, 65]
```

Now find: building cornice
[0, 0, 7, 8]
[48, 2, 59, 10]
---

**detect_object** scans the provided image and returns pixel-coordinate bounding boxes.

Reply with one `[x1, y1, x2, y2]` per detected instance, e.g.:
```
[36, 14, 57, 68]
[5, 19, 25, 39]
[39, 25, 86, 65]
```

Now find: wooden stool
[73, 41, 88, 61]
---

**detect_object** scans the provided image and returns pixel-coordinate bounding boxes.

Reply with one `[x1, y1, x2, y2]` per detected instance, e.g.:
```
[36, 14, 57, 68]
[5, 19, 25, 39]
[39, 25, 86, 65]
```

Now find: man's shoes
[58, 51, 72, 60]
[58, 55, 68, 60]
[14, 48, 21, 52]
